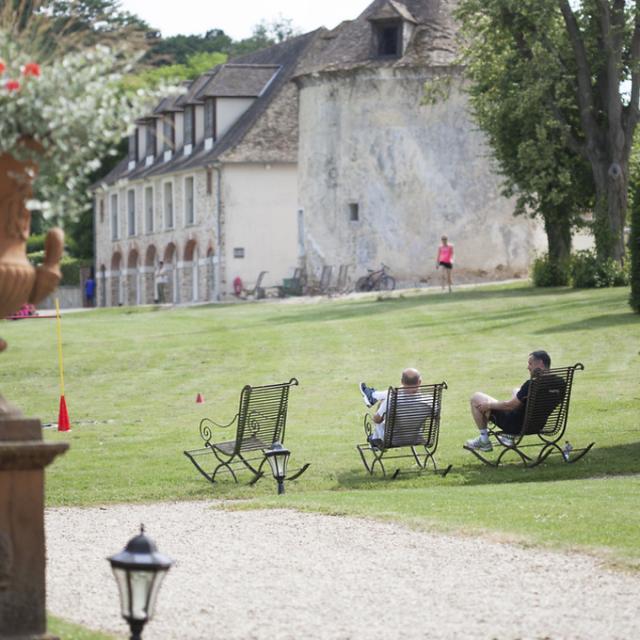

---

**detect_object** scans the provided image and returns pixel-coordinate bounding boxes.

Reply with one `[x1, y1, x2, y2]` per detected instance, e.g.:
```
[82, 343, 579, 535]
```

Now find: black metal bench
[356, 382, 452, 478]
[184, 378, 309, 484]
[464, 363, 594, 467]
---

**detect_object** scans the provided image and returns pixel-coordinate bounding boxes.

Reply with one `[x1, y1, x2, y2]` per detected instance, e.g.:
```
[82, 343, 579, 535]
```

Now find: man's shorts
[490, 410, 523, 435]
[439, 261, 453, 269]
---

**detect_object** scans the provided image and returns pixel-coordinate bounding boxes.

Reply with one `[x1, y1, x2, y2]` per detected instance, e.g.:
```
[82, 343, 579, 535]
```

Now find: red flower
[0, 59, 5, 74]
[22, 62, 41, 77]
[5, 79, 20, 91]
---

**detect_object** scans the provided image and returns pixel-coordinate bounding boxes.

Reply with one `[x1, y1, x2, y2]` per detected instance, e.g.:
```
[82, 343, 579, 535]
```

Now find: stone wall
[297, 67, 545, 283]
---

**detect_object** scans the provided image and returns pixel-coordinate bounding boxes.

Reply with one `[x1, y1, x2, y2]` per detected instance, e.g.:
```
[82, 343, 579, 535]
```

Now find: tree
[455, 3, 594, 272]
[457, 0, 640, 264]
[230, 17, 300, 57]
[631, 178, 640, 310]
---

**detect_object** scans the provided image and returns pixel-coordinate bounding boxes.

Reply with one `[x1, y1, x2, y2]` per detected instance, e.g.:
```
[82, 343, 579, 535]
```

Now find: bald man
[359, 368, 423, 448]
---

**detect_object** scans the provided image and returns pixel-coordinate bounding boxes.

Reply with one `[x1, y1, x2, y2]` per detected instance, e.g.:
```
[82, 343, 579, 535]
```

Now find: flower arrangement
[0, 26, 158, 220]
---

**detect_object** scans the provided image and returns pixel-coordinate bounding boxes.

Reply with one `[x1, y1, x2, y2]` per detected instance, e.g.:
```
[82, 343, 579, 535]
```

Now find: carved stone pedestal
[0, 419, 68, 640]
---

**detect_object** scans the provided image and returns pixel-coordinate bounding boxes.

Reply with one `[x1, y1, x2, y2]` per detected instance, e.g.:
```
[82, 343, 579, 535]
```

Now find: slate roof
[97, 30, 318, 187]
[294, 0, 458, 78]
[197, 64, 280, 98]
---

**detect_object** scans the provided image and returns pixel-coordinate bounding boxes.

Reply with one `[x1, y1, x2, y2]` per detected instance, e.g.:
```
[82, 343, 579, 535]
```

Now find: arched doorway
[127, 248, 140, 305]
[206, 246, 216, 301]
[111, 252, 123, 306]
[99, 264, 106, 307]
[184, 239, 199, 303]
[163, 243, 178, 304]
[145, 245, 157, 304]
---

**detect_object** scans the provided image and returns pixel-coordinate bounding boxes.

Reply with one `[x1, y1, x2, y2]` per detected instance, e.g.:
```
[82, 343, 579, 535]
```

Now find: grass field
[2, 283, 639, 571]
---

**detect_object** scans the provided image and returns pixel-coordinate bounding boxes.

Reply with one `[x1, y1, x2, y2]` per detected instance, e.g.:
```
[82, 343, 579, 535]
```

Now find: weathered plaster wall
[222, 163, 299, 289]
[297, 67, 545, 282]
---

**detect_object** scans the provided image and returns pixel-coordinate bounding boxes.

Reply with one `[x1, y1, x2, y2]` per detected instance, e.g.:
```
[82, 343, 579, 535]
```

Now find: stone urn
[0, 142, 64, 415]
[0, 144, 69, 639]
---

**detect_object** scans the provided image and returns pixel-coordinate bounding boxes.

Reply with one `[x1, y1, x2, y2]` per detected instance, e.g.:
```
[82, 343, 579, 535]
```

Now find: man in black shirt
[465, 350, 551, 452]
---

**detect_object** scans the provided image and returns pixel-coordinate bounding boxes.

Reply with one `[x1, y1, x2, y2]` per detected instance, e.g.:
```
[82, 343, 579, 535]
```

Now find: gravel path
[46, 502, 640, 640]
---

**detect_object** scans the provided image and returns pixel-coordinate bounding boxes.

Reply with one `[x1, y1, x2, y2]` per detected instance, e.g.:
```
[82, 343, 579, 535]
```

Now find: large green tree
[457, 0, 640, 264]
[456, 2, 594, 269]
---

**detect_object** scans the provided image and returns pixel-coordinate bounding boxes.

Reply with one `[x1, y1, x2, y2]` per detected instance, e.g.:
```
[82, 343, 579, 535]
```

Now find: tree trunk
[590, 159, 627, 263]
[544, 216, 572, 265]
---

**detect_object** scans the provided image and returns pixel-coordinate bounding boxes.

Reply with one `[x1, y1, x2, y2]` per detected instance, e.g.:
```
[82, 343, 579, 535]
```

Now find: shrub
[26, 233, 46, 253]
[59, 257, 92, 286]
[570, 249, 629, 288]
[531, 254, 569, 286]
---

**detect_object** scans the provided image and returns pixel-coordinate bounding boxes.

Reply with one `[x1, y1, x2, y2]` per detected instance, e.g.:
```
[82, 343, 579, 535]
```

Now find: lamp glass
[266, 449, 290, 479]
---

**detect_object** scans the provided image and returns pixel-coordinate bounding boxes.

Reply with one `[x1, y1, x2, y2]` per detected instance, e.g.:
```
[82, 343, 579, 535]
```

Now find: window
[128, 131, 137, 161]
[99, 198, 104, 223]
[183, 106, 195, 146]
[376, 22, 401, 57]
[145, 186, 154, 233]
[163, 114, 175, 151]
[127, 189, 136, 236]
[110, 193, 118, 240]
[164, 182, 174, 229]
[146, 122, 157, 157]
[233, 247, 245, 258]
[206, 169, 213, 195]
[185, 176, 195, 225]
[349, 202, 359, 222]
[204, 98, 216, 140]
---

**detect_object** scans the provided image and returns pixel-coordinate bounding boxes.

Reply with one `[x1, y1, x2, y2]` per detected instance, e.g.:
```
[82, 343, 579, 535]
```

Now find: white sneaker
[465, 435, 493, 452]
[496, 434, 516, 447]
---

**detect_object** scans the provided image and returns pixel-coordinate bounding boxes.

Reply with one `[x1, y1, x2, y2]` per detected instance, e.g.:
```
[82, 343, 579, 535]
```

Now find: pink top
[438, 244, 453, 263]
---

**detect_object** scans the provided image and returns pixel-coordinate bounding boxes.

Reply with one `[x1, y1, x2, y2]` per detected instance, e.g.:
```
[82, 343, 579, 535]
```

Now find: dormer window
[184, 106, 195, 147]
[204, 98, 217, 143]
[163, 113, 175, 151]
[375, 20, 402, 57]
[145, 122, 157, 158]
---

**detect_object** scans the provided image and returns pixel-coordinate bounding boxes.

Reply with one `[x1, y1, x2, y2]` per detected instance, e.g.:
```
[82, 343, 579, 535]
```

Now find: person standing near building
[84, 275, 95, 307]
[436, 235, 454, 292]
[154, 260, 168, 304]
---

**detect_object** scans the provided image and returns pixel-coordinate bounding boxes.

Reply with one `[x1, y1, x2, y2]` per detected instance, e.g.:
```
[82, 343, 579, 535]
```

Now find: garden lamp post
[107, 525, 173, 640]
[264, 442, 291, 494]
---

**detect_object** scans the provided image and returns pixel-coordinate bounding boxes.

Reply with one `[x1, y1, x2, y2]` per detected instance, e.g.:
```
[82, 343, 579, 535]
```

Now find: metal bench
[356, 382, 452, 478]
[242, 270, 268, 299]
[464, 363, 594, 467]
[184, 378, 310, 484]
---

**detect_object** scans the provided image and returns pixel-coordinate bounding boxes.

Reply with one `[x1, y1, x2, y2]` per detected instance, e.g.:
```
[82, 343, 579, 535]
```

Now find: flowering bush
[0, 30, 158, 219]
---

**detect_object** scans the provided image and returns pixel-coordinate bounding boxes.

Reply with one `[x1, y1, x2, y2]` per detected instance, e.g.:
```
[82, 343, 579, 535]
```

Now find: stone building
[94, 0, 543, 307]
[93, 33, 316, 306]
[294, 0, 543, 283]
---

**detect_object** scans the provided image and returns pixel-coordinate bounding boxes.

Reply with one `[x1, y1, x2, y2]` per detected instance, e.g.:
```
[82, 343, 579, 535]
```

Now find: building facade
[94, 34, 316, 306]
[295, 0, 544, 283]
[94, 0, 544, 307]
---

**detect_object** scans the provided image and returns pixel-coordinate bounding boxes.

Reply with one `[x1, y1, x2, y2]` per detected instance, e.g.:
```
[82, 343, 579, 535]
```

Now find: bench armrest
[199, 414, 239, 444]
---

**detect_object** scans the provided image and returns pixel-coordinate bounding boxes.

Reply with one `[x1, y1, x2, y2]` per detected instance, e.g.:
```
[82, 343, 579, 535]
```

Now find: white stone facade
[297, 68, 545, 283]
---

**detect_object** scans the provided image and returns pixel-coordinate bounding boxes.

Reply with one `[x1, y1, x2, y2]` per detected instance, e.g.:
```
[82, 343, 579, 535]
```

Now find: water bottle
[562, 441, 573, 462]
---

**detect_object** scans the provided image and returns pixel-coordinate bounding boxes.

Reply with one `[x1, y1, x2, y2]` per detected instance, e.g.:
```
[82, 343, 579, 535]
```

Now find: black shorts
[439, 261, 452, 269]
[491, 410, 523, 435]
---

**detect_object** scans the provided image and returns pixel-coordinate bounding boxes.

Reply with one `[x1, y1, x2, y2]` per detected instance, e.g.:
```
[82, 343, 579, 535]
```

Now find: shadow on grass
[535, 312, 640, 333]
[334, 441, 640, 490]
[266, 285, 626, 327]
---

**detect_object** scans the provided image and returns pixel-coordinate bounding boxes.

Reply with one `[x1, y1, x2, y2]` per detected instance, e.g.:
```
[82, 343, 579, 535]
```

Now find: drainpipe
[211, 163, 224, 300]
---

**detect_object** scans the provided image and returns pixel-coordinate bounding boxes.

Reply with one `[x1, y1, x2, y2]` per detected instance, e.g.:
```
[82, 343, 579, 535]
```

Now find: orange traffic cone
[58, 395, 70, 432]
[196, 393, 205, 404]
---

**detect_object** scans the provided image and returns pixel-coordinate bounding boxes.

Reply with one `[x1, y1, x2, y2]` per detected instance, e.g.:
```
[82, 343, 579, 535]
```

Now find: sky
[119, 0, 370, 40]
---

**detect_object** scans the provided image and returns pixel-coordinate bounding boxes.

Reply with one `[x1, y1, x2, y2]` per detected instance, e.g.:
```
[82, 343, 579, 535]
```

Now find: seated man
[359, 368, 430, 448]
[465, 350, 552, 452]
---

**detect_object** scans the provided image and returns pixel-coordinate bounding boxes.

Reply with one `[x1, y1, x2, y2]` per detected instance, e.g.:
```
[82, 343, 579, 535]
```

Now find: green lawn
[2, 283, 639, 568]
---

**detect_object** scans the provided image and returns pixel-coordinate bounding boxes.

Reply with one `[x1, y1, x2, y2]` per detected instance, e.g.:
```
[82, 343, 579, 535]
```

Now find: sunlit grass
[2, 283, 639, 563]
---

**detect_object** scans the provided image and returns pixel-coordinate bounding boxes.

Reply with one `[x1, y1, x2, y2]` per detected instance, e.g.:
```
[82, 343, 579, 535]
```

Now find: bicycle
[354, 263, 396, 292]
